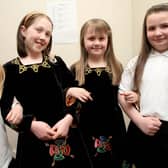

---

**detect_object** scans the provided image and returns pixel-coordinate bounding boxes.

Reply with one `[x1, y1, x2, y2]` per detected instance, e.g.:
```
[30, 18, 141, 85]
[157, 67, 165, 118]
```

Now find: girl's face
[84, 27, 108, 58]
[21, 17, 52, 56]
[146, 11, 168, 52]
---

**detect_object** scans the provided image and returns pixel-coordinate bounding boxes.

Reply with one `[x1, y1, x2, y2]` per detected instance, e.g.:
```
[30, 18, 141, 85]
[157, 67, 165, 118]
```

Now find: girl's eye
[160, 23, 168, 29]
[45, 32, 51, 37]
[36, 28, 43, 33]
[147, 26, 155, 31]
[35, 27, 51, 37]
[99, 37, 105, 40]
[88, 37, 95, 41]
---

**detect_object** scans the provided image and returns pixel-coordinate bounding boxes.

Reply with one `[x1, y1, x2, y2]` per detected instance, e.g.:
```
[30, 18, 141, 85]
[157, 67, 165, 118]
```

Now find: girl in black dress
[70, 18, 129, 168]
[0, 11, 91, 168]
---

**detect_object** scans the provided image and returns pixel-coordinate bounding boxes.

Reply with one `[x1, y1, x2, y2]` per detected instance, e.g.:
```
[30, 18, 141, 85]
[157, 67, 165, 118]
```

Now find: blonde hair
[72, 18, 123, 86]
[0, 65, 5, 98]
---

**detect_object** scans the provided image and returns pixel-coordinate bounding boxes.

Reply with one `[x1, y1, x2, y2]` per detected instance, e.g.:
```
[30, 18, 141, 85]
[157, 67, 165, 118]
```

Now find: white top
[0, 111, 12, 168]
[119, 50, 168, 121]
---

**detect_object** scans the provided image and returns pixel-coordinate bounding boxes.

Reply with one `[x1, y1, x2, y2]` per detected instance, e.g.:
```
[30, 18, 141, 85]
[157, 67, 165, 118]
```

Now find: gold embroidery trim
[11, 56, 51, 74]
[85, 66, 111, 76]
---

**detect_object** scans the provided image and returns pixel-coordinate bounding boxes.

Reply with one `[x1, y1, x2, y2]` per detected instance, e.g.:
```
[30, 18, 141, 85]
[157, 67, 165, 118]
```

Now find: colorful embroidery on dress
[48, 138, 74, 167]
[93, 136, 112, 156]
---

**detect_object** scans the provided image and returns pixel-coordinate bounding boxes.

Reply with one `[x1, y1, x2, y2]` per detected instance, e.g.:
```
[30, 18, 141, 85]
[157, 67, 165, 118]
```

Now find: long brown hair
[17, 11, 53, 58]
[134, 3, 168, 93]
[72, 18, 123, 86]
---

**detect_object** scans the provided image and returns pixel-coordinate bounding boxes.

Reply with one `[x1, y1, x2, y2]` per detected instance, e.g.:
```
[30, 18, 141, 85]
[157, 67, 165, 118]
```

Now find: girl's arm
[1, 62, 34, 132]
[118, 93, 161, 136]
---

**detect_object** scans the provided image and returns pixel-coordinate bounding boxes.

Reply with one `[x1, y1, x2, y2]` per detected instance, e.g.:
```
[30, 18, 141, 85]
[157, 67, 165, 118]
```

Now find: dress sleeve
[65, 96, 81, 124]
[1, 63, 17, 126]
[0, 62, 34, 132]
[50, 56, 80, 118]
[53, 56, 78, 89]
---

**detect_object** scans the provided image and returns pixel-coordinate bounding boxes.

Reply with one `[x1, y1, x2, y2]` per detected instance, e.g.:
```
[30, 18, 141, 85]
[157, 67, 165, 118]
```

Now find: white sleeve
[0, 110, 12, 168]
[119, 56, 138, 93]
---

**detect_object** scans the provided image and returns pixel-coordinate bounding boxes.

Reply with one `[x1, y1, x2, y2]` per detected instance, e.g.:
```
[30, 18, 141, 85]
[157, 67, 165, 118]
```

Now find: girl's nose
[155, 28, 162, 36]
[39, 33, 46, 40]
[94, 39, 100, 44]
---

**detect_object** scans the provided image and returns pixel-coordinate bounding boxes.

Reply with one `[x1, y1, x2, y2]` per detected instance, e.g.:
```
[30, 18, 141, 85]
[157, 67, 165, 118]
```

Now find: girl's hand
[66, 87, 93, 102]
[137, 116, 162, 136]
[120, 91, 139, 104]
[6, 103, 23, 125]
[31, 120, 56, 141]
[52, 114, 73, 139]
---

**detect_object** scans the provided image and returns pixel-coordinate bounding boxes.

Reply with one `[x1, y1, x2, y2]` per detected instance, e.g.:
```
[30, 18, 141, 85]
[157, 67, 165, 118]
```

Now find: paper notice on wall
[46, 0, 78, 44]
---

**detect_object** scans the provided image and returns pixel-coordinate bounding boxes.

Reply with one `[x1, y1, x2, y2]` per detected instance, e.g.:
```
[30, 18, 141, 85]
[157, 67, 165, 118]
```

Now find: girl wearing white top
[118, 3, 168, 168]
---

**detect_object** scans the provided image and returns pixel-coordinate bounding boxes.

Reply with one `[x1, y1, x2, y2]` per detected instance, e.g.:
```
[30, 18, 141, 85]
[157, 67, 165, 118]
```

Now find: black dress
[71, 67, 127, 168]
[0, 56, 77, 168]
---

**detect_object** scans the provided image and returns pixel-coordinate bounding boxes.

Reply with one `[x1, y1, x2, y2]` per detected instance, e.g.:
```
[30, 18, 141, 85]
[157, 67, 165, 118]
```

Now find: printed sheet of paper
[47, 0, 78, 44]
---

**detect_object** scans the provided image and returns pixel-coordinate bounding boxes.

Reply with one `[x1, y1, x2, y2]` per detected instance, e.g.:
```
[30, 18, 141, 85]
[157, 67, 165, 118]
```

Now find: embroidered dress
[0, 56, 77, 168]
[72, 66, 126, 168]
